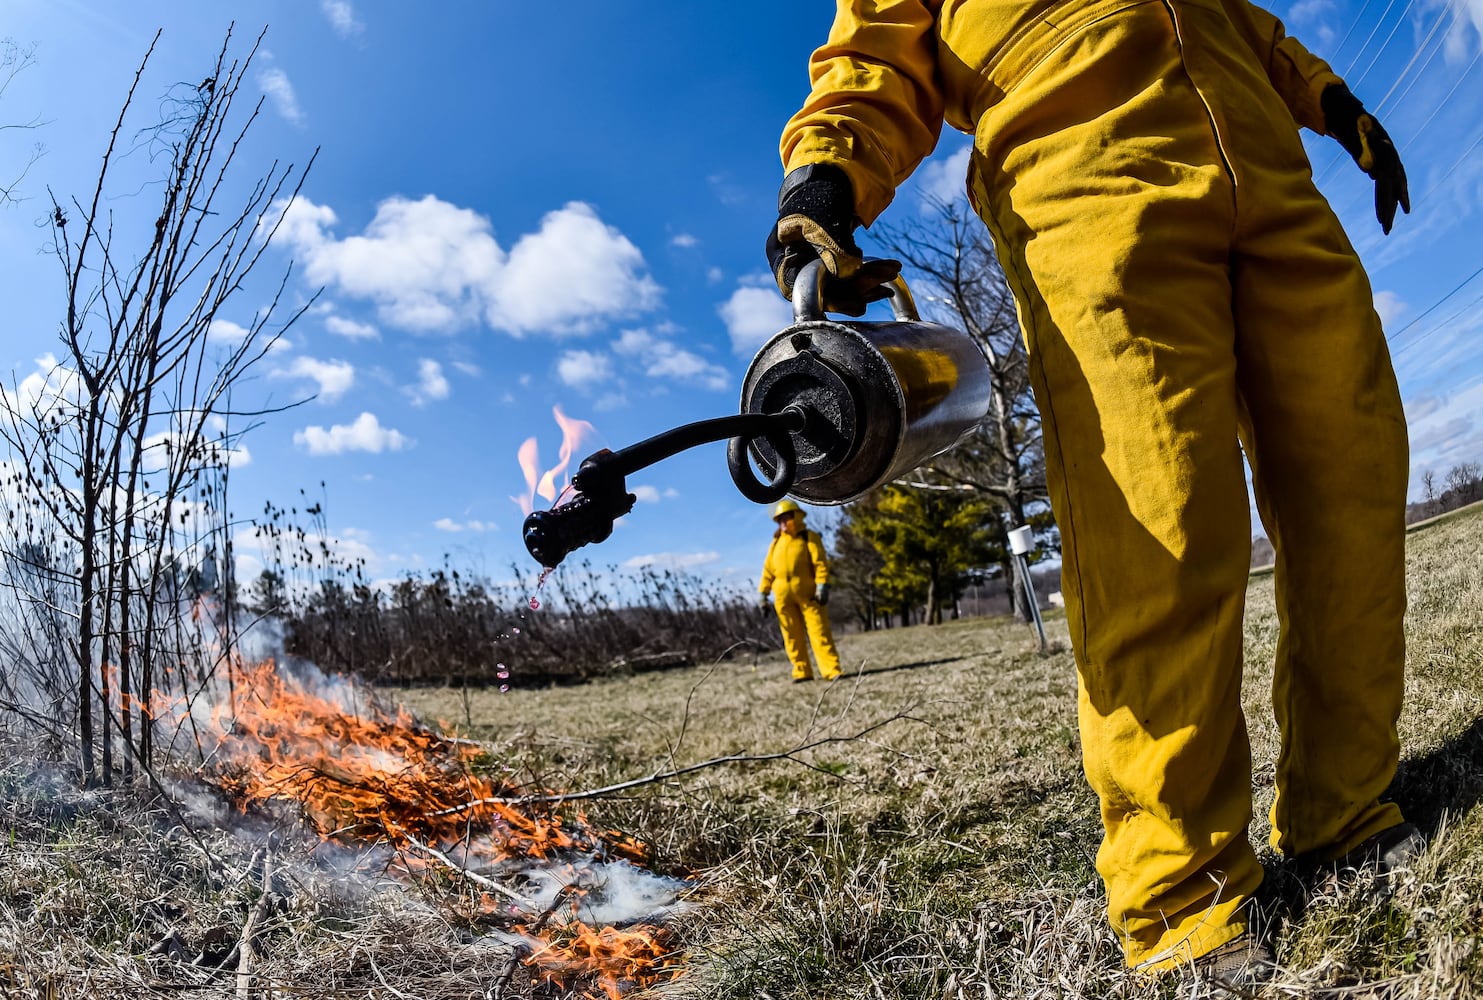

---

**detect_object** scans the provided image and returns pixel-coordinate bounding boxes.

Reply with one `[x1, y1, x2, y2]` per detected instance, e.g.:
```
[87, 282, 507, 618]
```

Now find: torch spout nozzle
[522, 407, 807, 568]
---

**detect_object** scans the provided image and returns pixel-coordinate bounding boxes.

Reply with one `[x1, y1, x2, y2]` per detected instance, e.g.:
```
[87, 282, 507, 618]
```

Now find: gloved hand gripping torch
[522, 260, 994, 569]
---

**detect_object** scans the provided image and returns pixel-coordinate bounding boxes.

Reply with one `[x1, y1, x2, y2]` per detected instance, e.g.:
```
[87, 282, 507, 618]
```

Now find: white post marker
[1008, 525, 1047, 652]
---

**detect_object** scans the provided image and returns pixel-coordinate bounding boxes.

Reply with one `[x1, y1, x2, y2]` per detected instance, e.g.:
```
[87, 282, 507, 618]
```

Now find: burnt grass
[0, 504, 1479, 998]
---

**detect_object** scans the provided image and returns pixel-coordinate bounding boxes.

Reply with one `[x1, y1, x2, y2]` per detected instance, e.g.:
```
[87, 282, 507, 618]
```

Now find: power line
[1327, 0, 1381, 67]
[1392, 285, 1483, 360]
[1387, 259, 1483, 349]
[1349, 0, 1420, 92]
[1403, 45, 1482, 148]
[1374, 0, 1459, 114]
[1340, 0, 1403, 79]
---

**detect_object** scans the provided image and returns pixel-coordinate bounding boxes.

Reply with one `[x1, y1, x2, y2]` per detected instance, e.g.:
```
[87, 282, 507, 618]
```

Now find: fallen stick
[400, 835, 539, 910]
[425, 711, 922, 815]
[236, 849, 274, 1000]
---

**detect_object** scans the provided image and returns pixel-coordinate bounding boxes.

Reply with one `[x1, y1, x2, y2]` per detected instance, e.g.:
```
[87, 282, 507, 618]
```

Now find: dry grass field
[397, 502, 1483, 999]
[0, 504, 1478, 999]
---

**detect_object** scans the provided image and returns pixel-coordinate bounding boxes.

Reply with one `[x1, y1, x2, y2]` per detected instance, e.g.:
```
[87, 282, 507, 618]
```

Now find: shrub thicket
[260, 561, 779, 689]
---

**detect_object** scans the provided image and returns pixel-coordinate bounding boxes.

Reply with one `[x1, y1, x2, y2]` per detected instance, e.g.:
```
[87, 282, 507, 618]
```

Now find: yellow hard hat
[771, 498, 803, 521]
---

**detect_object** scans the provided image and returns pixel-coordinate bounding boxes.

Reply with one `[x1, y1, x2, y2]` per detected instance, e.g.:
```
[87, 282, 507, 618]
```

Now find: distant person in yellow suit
[766, 0, 1421, 989]
[759, 499, 842, 682]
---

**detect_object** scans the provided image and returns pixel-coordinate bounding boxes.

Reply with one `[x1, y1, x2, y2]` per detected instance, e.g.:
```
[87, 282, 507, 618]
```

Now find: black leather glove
[817, 583, 830, 606]
[765, 163, 902, 316]
[1321, 84, 1410, 235]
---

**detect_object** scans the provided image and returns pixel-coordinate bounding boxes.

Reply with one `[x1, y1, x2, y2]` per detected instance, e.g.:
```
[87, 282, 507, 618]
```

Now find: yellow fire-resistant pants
[964, 1, 1409, 969]
[773, 588, 842, 681]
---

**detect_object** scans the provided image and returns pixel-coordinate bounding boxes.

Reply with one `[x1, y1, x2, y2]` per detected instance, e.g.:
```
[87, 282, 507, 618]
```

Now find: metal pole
[1007, 525, 1047, 653]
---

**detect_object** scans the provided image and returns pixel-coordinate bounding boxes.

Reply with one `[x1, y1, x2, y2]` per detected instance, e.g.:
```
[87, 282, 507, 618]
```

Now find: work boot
[1300, 822, 1426, 904]
[791, 675, 813, 684]
[1336, 822, 1426, 877]
[1193, 933, 1278, 996]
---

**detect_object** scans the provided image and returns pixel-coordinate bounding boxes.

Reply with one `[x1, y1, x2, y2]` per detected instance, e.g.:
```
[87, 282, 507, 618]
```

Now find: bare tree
[0, 25, 316, 785]
[0, 37, 45, 206]
[1445, 461, 1483, 507]
[870, 196, 1050, 619]
[1420, 469, 1439, 518]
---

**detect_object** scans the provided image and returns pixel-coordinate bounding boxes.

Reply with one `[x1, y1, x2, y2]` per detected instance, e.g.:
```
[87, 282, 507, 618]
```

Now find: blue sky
[2, 0, 1481, 596]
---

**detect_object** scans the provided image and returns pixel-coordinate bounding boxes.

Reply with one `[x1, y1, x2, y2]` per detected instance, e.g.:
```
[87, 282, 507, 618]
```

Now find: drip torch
[522, 260, 994, 568]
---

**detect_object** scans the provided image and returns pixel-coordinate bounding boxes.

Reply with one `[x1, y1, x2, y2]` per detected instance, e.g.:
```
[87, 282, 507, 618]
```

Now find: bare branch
[426, 711, 924, 814]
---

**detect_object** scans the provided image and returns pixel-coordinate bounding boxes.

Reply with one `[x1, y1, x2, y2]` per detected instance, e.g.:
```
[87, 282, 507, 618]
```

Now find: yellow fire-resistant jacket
[759, 528, 830, 600]
[781, 0, 1343, 226]
[778, 0, 1410, 975]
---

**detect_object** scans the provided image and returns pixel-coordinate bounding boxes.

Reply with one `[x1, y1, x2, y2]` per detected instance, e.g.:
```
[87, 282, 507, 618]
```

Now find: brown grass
[399, 504, 1483, 999]
[0, 505, 1479, 999]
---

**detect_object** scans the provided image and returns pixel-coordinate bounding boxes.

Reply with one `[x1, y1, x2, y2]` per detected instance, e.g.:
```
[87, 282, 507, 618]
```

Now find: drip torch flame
[514, 404, 597, 515]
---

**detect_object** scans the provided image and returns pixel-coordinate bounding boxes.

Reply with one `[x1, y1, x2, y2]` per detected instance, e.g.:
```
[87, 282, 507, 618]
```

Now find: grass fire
[183, 656, 691, 999]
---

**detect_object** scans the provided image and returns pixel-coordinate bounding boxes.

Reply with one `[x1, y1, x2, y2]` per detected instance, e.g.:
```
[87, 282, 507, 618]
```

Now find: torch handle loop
[792, 258, 920, 324]
[726, 430, 795, 504]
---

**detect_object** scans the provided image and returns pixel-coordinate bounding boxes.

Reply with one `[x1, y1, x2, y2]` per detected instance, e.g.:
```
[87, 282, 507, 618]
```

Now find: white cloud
[647, 348, 729, 389]
[406, 358, 450, 405]
[433, 517, 491, 532]
[621, 551, 721, 571]
[1404, 373, 1483, 494]
[208, 319, 252, 343]
[594, 391, 627, 411]
[270, 196, 660, 336]
[259, 67, 304, 126]
[493, 203, 661, 334]
[320, 0, 363, 36]
[631, 485, 661, 503]
[719, 280, 792, 355]
[706, 266, 724, 284]
[556, 349, 613, 387]
[451, 360, 481, 376]
[273, 355, 355, 402]
[325, 314, 379, 340]
[671, 233, 698, 248]
[1374, 290, 1407, 328]
[273, 195, 502, 331]
[914, 145, 971, 207]
[1441, 0, 1483, 61]
[612, 327, 729, 390]
[294, 412, 412, 455]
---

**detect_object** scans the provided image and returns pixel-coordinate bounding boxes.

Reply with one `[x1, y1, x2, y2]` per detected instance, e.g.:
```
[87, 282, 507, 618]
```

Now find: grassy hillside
[400, 503, 1483, 998]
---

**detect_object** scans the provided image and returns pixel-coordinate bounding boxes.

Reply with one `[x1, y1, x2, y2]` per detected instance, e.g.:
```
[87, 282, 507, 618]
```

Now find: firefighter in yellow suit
[759, 499, 843, 682]
[766, 0, 1416, 982]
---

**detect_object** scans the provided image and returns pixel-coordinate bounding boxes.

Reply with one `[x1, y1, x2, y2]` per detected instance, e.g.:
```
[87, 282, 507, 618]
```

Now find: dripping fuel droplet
[511, 626, 520, 634]
[528, 597, 540, 610]
[499, 684, 510, 693]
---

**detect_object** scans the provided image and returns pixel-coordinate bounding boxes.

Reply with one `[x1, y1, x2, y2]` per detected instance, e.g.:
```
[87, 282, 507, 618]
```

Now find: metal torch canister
[737, 260, 993, 505]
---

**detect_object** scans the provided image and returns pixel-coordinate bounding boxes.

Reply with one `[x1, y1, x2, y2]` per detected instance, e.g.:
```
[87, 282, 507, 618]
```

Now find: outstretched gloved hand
[1322, 84, 1410, 234]
[761, 591, 772, 609]
[818, 583, 831, 606]
[765, 163, 901, 316]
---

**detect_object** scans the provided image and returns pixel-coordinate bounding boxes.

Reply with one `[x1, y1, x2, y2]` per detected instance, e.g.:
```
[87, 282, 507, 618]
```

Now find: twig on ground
[399, 834, 538, 910]
[426, 711, 924, 813]
[234, 848, 274, 1000]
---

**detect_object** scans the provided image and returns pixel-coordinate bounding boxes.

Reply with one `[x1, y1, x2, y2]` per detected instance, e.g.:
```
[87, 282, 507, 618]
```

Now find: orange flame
[514, 404, 597, 515]
[166, 658, 682, 998]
